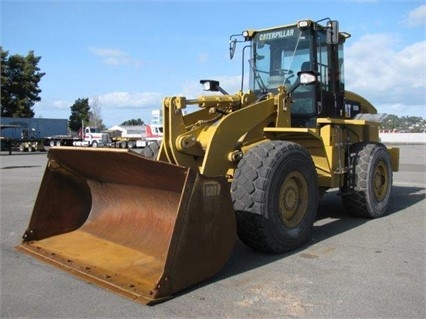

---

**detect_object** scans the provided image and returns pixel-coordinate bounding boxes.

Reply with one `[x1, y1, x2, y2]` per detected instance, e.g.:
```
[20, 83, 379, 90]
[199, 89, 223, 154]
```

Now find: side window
[338, 43, 345, 91]
[291, 48, 315, 115]
[316, 32, 329, 92]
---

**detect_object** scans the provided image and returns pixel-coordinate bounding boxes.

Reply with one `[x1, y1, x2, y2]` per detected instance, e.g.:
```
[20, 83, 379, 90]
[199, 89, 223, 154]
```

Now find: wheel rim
[278, 171, 308, 227]
[373, 160, 389, 201]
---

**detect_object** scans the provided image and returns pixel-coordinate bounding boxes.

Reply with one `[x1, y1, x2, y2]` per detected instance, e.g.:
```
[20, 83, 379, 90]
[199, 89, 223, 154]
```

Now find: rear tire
[341, 143, 392, 218]
[231, 141, 319, 253]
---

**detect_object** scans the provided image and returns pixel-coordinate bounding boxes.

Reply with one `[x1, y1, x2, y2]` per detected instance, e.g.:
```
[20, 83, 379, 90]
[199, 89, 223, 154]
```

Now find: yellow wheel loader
[17, 19, 399, 305]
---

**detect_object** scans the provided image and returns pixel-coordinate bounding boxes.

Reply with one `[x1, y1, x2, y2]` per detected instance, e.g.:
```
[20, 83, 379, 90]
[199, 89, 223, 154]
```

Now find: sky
[1, 0, 425, 128]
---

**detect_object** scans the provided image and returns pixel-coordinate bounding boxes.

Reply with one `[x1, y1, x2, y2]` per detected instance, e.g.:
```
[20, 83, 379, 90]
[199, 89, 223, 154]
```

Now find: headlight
[200, 79, 220, 92]
[297, 20, 309, 28]
[202, 81, 212, 91]
[300, 73, 317, 84]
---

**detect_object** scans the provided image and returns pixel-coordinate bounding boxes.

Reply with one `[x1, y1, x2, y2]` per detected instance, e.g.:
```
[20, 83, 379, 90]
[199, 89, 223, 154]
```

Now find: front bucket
[17, 147, 236, 305]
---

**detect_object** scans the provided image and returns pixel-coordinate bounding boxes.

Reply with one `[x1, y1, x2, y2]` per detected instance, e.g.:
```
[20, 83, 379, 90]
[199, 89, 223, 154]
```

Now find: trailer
[108, 124, 162, 149]
[1, 117, 69, 152]
[0, 117, 68, 139]
[45, 135, 78, 147]
[108, 125, 145, 148]
[1, 125, 46, 152]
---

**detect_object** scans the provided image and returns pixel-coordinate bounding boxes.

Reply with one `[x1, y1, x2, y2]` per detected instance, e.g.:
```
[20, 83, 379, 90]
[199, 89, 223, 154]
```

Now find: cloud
[96, 91, 163, 109]
[345, 33, 425, 114]
[39, 92, 162, 126]
[401, 4, 426, 27]
[89, 47, 142, 67]
[52, 100, 70, 109]
[379, 102, 426, 118]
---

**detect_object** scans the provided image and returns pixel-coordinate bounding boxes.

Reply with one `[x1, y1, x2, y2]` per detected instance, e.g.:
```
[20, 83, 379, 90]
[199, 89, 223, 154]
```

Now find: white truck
[47, 126, 110, 147]
[73, 126, 110, 147]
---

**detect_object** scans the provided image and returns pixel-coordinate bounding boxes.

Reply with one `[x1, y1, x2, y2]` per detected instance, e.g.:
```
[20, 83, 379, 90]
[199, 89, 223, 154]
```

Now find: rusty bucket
[17, 147, 236, 304]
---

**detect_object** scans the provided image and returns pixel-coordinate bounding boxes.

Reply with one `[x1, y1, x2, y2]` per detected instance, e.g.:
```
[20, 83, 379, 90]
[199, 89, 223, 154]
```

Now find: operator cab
[236, 19, 350, 127]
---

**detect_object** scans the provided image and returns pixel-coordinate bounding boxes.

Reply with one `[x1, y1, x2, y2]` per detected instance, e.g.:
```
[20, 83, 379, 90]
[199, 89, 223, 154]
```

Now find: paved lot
[1, 144, 425, 318]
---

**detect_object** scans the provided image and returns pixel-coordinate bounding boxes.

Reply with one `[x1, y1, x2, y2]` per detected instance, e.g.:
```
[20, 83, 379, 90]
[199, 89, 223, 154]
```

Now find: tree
[69, 98, 90, 132]
[121, 118, 144, 126]
[381, 114, 426, 132]
[382, 114, 399, 130]
[0, 47, 45, 118]
[89, 96, 106, 129]
[1, 49, 9, 107]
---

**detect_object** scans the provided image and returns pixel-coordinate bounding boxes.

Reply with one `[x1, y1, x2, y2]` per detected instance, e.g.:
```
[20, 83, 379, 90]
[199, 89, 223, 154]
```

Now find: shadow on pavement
[179, 185, 425, 297]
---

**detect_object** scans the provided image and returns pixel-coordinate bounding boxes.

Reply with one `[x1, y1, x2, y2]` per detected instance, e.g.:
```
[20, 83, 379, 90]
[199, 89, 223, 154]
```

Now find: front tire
[341, 143, 393, 218]
[231, 141, 319, 253]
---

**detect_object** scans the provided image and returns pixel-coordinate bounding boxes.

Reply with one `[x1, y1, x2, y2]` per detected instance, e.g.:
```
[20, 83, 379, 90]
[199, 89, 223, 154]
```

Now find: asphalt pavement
[1, 144, 425, 318]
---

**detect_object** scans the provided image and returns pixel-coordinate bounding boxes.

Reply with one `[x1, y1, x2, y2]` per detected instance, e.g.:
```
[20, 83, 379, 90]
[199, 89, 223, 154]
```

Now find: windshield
[250, 26, 311, 93]
[89, 128, 101, 133]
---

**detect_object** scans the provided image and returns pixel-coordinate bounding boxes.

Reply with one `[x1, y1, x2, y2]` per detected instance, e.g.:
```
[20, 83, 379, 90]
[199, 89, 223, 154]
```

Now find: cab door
[315, 29, 345, 118]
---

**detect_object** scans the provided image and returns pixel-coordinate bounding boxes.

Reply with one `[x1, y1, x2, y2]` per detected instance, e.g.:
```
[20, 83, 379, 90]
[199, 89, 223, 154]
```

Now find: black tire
[231, 141, 319, 253]
[91, 141, 98, 148]
[141, 141, 161, 160]
[341, 143, 393, 218]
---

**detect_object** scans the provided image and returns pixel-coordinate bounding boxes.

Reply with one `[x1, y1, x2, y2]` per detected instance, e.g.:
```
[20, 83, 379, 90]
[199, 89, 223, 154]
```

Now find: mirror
[229, 39, 237, 59]
[326, 20, 339, 44]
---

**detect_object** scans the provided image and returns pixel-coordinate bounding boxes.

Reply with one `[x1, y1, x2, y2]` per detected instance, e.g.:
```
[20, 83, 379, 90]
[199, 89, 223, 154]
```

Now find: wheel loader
[17, 18, 399, 305]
